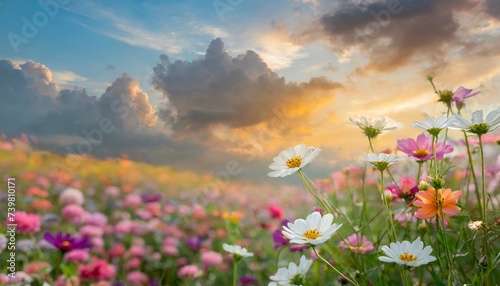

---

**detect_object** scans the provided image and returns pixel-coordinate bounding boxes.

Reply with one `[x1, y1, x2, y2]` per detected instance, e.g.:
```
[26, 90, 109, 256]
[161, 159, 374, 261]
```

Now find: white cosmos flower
[222, 243, 254, 258]
[412, 116, 455, 136]
[450, 106, 500, 135]
[269, 255, 313, 286]
[268, 144, 321, 178]
[364, 153, 398, 171]
[282, 211, 342, 246]
[378, 237, 436, 267]
[350, 116, 403, 138]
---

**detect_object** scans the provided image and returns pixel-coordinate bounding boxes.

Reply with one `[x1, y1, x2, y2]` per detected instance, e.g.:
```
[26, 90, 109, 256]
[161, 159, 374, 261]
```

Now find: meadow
[0, 80, 500, 285]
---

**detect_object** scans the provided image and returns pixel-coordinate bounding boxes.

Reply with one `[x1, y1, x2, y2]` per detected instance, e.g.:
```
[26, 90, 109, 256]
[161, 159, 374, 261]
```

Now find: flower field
[1, 81, 500, 285]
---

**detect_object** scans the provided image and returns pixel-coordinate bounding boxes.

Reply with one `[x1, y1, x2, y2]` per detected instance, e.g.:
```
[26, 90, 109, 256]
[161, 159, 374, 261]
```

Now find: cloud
[0, 59, 160, 158]
[294, 0, 478, 72]
[484, 0, 500, 20]
[253, 22, 308, 70]
[106, 65, 115, 70]
[152, 38, 344, 137]
[52, 70, 87, 87]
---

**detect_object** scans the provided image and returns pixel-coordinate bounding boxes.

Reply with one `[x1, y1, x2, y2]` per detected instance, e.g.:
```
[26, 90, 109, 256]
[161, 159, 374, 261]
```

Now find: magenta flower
[43, 231, 91, 252]
[339, 234, 374, 254]
[397, 133, 453, 161]
[272, 229, 289, 249]
[387, 177, 419, 201]
[453, 86, 480, 109]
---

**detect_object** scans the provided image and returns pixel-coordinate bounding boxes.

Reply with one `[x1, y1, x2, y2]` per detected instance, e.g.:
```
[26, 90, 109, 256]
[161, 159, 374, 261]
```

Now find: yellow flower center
[412, 148, 429, 159]
[286, 156, 302, 168]
[399, 253, 417, 262]
[62, 241, 70, 247]
[303, 229, 321, 240]
[437, 195, 445, 205]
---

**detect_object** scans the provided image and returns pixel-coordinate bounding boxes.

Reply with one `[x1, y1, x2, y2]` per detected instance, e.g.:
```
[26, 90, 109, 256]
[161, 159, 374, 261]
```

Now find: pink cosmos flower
[128, 245, 146, 258]
[163, 237, 179, 247]
[269, 204, 284, 220]
[387, 176, 419, 201]
[62, 204, 85, 219]
[397, 133, 453, 161]
[452, 86, 480, 109]
[108, 244, 125, 259]
[339, 234, 374, 254]
[200, 251, 223, 267]
[79, 258, 116, 281]
[104, 186, 120, 197]
[124, 194, 142, 209]
[161, 244, 179, 256]
[84, 213, 108, 226]
[177, 265, 201, 279]
[126, 271, 148, 286]
[115, 220, 133, 234]
[7, 212, 41, 234]
[59, 188, 85, 206]
[125, 258, 142, 270]
[64, 249, 90, 263]
[80, 225, 104, 237]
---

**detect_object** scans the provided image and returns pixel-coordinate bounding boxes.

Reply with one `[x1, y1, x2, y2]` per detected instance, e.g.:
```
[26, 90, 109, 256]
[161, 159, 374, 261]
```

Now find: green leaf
[60, 263, 77, 277]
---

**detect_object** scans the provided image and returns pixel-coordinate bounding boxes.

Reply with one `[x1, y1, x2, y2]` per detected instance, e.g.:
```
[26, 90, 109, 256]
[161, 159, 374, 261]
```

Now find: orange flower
[26, 187, 48, 198]
[30, 199, 53, 212]
[413, 187, 462, 219]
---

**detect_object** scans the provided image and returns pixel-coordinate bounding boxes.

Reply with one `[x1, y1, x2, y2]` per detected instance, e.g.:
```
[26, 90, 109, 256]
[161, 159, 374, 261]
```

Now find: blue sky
[1, 0, 341, 102]
[1, 0, 500, 179]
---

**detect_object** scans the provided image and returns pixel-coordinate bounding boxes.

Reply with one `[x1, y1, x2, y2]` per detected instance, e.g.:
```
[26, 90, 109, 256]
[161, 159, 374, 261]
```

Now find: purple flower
[186, 236, 203, 251]
[397, 133, 453, 162]
[240, 275, 258, 285]
[43, 231, 91, 252]
[453, 86, 480, 109]
[272, 229, 289, 249]
[289, 244, 309, 252]
[140, 193, 162, 203]
[148, 277, 159, 286]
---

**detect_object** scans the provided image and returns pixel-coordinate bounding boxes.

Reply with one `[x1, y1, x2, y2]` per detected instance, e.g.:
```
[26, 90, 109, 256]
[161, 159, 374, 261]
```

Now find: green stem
[428, 77, 439, 95]
[406, 268, 413, 286]
[368, 137, 375, 153]
[312, 247, 359, 286]
[387, 169, 401, 190]
[400, 269, 407, 286]
[464, 131, 481, 216]
[439, 211, 453, 284]
[478, 135, 490, 285]
[478, 135, 487, 224]
[380, 170, 397, 241]
[298, 170, 330, 214]
[432, 135, 438, 177]
[360, 160, 368, 225]
[416, 161, 423, 183]
[233, 261, 238, 286]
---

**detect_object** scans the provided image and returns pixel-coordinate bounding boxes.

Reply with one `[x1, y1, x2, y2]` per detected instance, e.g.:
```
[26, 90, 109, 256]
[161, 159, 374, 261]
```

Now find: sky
[1, 0, 500, 182]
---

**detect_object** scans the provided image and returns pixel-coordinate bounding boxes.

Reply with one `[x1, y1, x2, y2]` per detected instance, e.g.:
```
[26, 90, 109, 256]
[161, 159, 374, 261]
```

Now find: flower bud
[418, 223, 428, 233]
[383, 190, 393, 203]
[418, 180, 429, 191]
